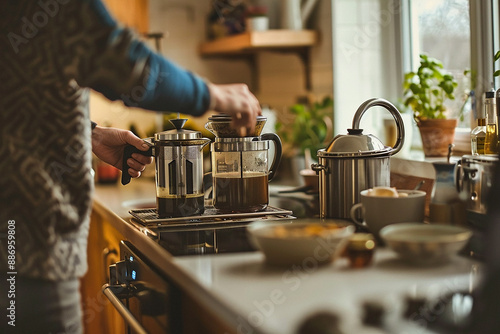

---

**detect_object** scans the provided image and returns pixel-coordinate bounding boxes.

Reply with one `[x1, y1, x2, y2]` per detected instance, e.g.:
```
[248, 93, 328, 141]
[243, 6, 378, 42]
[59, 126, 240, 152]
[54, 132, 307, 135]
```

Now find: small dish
[247, 219, 355, 266]
[300, 169, 319, 193]
[379, 223, 472, 265]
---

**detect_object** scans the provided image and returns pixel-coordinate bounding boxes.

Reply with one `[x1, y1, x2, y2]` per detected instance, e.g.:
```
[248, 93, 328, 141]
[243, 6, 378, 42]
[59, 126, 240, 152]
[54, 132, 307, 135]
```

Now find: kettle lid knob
[347, 128, 364, 135]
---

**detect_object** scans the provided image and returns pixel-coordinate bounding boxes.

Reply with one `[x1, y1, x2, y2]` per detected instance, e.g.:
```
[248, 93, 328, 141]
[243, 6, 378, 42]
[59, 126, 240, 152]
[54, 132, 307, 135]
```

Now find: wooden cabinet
[80, 208, 126, 334]
[80, 207, 235, 334]
[103, 0, 149, 34]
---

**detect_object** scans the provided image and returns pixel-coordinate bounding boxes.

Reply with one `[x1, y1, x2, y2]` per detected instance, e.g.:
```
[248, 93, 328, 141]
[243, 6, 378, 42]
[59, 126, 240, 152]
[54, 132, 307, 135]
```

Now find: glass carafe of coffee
[121, 118, 210, 218]
[154, 119, 210, 217]
[206, 114, 282, 213]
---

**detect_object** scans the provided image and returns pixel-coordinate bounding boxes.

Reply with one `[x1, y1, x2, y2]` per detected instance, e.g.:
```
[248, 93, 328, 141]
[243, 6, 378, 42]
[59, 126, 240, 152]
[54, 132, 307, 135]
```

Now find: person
[0, 0, 261, 333]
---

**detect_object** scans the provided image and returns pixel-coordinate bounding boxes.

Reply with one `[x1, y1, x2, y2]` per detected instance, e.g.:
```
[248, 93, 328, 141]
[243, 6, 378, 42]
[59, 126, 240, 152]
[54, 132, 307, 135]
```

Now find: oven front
[103, 240, 182, 334]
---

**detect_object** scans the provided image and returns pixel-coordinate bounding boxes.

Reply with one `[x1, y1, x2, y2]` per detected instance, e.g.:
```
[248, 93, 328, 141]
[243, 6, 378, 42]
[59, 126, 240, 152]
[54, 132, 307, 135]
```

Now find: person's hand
[207, 83, 262, 136]
[91, 126, 153, 178]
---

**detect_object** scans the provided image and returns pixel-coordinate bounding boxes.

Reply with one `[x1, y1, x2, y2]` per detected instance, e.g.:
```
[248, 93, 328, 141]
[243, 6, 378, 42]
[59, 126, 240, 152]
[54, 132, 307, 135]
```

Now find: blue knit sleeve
[81, 0, 211, 116]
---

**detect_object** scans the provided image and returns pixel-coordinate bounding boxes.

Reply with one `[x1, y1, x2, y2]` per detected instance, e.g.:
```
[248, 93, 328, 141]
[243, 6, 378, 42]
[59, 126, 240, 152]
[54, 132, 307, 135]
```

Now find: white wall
[256, 0, 334, 110]
[332, 0, 401, 139]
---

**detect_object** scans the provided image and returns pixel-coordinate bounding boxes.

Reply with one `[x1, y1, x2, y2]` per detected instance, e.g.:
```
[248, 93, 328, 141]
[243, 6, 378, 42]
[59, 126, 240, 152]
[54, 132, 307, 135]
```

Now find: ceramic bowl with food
[379, 223, 472, 265]
[247, 219, 355, 266]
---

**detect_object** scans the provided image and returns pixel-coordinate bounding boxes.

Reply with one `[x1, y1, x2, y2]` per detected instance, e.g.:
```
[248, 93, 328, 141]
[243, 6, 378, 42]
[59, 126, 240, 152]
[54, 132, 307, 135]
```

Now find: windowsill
[395, 126, 471, 163]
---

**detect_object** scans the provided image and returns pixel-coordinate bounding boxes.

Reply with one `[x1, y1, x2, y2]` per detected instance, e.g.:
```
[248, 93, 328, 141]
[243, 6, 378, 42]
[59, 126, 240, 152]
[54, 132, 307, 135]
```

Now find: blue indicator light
[129, 256, 134, 262]
[131, 270, 137, 280]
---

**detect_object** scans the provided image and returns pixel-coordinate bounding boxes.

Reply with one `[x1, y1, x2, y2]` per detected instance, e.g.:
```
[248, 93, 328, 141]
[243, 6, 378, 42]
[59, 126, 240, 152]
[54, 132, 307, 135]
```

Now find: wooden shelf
[199, 30, 318, 55]
[199, 30, 318, 91]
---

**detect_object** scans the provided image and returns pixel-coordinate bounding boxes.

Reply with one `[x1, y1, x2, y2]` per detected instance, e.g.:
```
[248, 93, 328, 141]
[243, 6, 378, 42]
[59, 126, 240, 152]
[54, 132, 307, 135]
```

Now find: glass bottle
[471, 92, 488, 155]
[484, 91, 498, 155]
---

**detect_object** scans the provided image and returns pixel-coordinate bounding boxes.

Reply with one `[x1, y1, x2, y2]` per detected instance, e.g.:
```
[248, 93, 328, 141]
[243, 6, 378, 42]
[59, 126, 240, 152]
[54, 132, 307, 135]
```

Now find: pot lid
[208, 114, 267, 122]
[320, 128, 392, 157]
[319, 98, 405, 158]
[155, 118, 204, 141]
[206, 113, 268, 138]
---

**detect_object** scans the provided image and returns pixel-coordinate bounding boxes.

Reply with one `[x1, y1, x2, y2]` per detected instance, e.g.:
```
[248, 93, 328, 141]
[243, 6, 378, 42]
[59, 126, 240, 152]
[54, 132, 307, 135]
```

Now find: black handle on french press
[261, 133, 282, 181]
[121, 144, 153, 185]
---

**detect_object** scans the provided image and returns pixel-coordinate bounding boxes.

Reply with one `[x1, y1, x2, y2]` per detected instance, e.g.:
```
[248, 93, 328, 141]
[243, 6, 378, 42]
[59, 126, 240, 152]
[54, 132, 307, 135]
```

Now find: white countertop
[93, 177, 481, 334]
[173, 248, 479, 334]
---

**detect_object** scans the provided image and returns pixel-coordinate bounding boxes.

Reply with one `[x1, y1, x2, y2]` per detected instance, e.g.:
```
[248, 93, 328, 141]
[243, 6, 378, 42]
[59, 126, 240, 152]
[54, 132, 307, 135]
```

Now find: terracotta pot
[417, 118, 458, 157]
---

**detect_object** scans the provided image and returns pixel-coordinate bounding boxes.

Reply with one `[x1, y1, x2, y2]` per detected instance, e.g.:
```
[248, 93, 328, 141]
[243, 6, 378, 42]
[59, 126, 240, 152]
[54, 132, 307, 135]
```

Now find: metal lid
[319, 128, 392, 158]
[208, 114, 267, 122]
[155, 128, 204, 141]
[155, 118, 204, 141]
[206, 114, 268, 138]
[347, 233, 376, 251]
[318, 98, 404, 159]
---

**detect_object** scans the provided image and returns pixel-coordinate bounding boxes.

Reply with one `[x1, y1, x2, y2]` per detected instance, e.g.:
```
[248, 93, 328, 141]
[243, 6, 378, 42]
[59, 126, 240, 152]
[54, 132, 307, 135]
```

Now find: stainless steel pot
[456, 154, 498, 216]
[312, 98, 405, 219]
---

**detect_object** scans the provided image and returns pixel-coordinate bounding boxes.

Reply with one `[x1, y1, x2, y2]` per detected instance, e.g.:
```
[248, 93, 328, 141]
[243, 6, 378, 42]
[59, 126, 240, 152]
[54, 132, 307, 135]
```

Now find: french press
[122, 119, 210, 218]
[205, 114, 282, 213]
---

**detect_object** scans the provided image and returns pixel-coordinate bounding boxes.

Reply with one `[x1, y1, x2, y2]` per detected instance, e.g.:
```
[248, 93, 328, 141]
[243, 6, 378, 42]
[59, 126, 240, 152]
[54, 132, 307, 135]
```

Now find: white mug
[350, 189, 426, 235]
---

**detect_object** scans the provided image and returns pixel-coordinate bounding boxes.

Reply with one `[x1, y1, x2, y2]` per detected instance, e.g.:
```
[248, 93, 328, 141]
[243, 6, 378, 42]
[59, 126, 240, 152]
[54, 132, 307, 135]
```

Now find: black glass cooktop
[129, 195, 319, 256]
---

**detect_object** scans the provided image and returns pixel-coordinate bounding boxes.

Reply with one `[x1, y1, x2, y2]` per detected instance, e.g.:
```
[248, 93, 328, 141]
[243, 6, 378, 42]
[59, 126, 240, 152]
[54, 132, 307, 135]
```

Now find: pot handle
[352, 98, 405, 155]
[121, 143, 153, 186]
[261, 133, 282, 181]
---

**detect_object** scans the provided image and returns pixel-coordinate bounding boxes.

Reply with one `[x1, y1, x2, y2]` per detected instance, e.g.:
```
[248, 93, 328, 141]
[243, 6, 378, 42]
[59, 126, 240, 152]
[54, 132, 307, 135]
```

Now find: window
[400, 0, 499, 153]
[408, 0, 471, 129]
[331, 0, 498, 155]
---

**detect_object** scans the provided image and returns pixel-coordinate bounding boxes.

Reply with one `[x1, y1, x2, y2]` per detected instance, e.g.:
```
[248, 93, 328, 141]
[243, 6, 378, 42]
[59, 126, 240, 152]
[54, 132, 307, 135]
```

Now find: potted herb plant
[274, 96, 332, 188]
[403, 54, 458, 157]
[276, 96, 333, 161]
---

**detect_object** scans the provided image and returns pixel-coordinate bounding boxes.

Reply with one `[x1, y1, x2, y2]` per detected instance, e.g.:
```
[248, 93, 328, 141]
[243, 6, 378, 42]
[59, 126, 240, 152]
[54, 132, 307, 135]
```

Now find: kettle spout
[301, 0, 319, 26]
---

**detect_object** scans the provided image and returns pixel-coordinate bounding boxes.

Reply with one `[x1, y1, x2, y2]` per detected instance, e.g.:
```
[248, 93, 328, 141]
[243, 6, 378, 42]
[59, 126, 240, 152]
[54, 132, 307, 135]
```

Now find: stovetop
[128, 198, 308, 256]
[129, 205, 294, 227]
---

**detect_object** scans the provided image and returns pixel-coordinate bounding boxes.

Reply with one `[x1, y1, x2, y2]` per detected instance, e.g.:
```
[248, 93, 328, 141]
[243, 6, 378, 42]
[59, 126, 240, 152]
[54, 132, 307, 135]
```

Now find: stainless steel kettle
[312, 98, 405, 219]
[121, 119, 210, 218]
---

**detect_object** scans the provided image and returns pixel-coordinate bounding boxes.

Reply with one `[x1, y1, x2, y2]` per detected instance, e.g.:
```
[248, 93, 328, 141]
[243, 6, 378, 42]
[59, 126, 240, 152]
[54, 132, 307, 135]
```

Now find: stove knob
[362, 301, 385, 327]
[296, 311, 343, 334]
[108, 263, 117, 285]
[115, 260, 128, 284]
[403, 296, 427, 320]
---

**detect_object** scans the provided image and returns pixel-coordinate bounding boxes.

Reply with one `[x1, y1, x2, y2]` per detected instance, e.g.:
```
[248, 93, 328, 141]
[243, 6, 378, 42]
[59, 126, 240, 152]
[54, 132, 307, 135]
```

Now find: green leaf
[409, 83, 421, 94]
[404, 72, 416, 80]
[495, 50, 500, 61]
[440, 81, 455, 94]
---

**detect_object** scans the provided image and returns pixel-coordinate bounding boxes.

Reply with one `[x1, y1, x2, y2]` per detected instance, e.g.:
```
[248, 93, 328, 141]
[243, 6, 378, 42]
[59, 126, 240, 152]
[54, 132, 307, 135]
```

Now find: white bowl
[379, 223, 472, 265]
[247, 219, 355, 266]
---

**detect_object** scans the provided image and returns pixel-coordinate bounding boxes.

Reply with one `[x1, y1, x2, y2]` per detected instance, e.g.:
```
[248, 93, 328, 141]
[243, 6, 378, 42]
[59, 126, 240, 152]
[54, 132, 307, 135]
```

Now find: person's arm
[70, 0, 260, 134]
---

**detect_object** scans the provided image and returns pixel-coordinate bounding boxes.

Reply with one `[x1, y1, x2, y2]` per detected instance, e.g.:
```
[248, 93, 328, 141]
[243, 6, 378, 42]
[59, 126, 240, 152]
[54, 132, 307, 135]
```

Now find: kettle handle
[352, 98, 405, 155]
[261, 133, 282, 181]
[121, 144, 154, 185]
